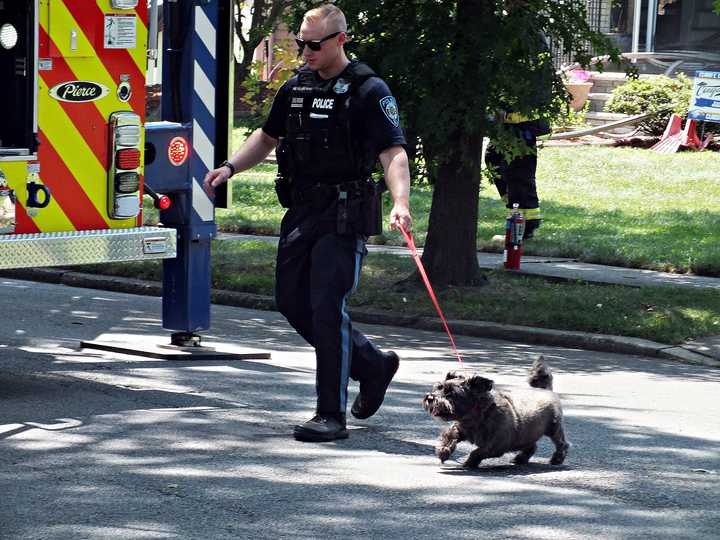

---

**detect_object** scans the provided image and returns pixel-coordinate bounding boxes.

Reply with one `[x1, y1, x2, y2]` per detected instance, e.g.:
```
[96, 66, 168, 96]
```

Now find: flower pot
[565, 81, 594, 111]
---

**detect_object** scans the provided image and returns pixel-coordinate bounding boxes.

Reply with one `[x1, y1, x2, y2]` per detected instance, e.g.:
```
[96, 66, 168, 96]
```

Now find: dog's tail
[528, 355, 554, 390]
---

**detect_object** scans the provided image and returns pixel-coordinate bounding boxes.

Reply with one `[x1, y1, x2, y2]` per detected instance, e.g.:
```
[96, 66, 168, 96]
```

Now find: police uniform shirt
[262, 62, 406, 165]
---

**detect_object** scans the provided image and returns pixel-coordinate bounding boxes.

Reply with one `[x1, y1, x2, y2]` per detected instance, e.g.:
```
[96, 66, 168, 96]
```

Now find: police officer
[203, 4, 412, 442]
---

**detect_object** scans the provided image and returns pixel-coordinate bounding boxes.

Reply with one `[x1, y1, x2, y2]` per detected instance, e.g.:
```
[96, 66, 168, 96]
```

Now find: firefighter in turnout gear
[485, 30, 553, 240]
[485, 115, 548, 240]
[203, 4, 412, 442]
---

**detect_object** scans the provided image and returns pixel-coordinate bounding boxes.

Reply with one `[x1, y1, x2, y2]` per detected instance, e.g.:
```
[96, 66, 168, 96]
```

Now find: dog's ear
[466, 375, 494, 392]
[445, 371, 464, 381]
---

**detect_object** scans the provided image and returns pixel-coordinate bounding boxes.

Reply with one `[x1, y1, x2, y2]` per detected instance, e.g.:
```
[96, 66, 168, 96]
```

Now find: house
[555, 0, 720, 128]
[610, 0, 719, 54]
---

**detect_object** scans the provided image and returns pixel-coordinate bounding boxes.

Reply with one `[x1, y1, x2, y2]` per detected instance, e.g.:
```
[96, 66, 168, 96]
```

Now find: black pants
[275, 206, 386, 415]
[486, 128, 542, 226]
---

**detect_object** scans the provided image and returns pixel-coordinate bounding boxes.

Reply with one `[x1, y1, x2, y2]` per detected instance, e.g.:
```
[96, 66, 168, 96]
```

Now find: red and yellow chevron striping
[10, 0, 148, 233]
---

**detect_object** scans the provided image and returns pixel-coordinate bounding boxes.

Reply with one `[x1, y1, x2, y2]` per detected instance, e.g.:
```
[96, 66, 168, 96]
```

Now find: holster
[274, 174, 293, 208]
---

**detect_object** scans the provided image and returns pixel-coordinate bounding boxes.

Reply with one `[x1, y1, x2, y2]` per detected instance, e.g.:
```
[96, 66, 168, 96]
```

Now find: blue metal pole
[156, 0, 225, 336]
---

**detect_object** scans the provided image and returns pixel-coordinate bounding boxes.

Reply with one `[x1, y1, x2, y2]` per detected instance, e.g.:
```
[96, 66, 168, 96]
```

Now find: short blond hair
[303, 4, 347, 33]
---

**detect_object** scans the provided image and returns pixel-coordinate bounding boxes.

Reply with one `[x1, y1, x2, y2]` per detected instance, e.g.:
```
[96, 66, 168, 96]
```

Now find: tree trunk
[233, 45, 253, 95]
[421, 134, 485, 286]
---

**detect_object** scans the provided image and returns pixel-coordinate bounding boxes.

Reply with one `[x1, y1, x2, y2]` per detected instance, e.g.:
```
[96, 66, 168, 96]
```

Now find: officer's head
[297, 4, 347, 73]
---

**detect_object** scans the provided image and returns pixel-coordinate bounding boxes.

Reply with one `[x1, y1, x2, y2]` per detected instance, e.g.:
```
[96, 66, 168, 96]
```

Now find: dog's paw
[550, 442, 570, 465]
[436, 446, 452, 463]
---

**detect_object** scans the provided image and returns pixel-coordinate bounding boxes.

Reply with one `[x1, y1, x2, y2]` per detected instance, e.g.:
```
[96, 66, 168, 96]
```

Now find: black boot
[293, 413, 348, 442]
[351, 351, 400, 419]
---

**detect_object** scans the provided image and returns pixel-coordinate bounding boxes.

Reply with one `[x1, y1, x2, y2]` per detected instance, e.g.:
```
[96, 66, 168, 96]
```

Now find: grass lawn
[521, 145, 720, 276]
[194, 144, 720, 276]
[129, 142, 720, 344]
[73, 240, 720, 345]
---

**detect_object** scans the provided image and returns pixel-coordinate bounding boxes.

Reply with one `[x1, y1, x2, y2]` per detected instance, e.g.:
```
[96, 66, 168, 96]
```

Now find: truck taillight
[168, 137, 189, 166]
[116, 148, 141, 170]
[116, 125, 141, 147]
[108, 112, 142, 220]
[115, 172, 140, 194]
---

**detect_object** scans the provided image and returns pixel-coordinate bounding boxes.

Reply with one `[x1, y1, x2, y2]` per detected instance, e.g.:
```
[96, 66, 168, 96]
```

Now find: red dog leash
[398, 224, 464, 365]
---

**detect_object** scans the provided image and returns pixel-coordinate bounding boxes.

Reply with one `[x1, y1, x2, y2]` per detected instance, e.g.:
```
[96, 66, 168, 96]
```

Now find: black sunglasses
[295, 31, 341, 52]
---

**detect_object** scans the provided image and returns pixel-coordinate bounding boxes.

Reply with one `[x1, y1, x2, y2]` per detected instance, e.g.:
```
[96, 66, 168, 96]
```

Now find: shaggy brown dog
[422, 357, 569, 468]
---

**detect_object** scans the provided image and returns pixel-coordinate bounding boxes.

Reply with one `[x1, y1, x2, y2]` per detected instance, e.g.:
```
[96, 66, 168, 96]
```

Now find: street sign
[688, 71, 720, 123]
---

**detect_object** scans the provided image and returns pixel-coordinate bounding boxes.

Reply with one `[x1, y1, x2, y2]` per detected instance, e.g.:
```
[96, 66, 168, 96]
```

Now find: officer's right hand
[390, 202, 412, 232]
[202, 167, 230, 199]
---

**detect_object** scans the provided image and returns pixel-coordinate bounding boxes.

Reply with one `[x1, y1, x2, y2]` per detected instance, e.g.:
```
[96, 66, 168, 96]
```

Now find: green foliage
[487, 124, 536, 165]
[282, 1, 617, 284]
[233, 0, 288, 81]
[239, 38, 303, 131]
[284, 0, 618, 179]
[604, 75, 692, 135]
[715, 0, 720, 14]
[238, 59, 270, 129]
[551, 100, 589, 130]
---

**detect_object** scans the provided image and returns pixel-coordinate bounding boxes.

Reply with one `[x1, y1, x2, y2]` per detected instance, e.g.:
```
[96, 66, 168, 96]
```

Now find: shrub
[551, 99, 589, 131]
[604, 74, 692, 135]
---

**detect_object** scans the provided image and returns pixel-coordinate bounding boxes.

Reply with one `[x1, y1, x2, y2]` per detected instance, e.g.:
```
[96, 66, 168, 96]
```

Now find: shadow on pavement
[1, 287, 719, 538]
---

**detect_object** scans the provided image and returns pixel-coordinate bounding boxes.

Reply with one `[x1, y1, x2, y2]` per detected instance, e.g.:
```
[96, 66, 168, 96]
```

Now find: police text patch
[379, 96, 400, 127]
[312, 98, 334, 110]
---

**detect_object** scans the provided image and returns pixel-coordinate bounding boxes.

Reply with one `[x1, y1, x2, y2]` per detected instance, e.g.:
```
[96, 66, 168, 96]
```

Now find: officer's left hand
[390, 204, 412, 232]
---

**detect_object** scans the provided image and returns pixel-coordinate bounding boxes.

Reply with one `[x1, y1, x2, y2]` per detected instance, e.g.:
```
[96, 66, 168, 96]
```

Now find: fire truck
[0, 0, 234, 348]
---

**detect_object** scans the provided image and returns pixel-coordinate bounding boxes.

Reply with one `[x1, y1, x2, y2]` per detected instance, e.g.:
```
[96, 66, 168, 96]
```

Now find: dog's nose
[424, 394, 434, 404]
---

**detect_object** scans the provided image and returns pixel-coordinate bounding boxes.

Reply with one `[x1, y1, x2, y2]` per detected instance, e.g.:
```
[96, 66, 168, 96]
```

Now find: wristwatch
[220, 160, 236, 177]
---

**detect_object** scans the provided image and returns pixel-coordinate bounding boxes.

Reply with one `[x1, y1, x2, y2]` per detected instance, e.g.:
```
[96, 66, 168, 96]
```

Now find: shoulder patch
[379, 96, 400, 128]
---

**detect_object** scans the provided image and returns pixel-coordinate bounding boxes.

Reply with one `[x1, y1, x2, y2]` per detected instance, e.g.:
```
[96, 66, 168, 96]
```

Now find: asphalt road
[0, 278, 718, 539]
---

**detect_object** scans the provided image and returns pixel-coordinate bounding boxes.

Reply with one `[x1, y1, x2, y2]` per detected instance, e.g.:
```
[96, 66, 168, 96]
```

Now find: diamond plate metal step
[0, 226, 176, 270]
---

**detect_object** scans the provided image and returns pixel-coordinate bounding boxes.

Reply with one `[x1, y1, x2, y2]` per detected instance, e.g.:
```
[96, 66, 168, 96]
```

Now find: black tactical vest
[284, 61, 377, 184]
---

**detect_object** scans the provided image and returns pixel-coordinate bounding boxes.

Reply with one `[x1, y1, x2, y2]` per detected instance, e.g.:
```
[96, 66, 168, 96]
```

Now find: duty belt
[291, 179, 373, 207]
